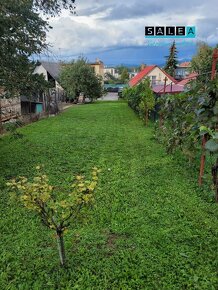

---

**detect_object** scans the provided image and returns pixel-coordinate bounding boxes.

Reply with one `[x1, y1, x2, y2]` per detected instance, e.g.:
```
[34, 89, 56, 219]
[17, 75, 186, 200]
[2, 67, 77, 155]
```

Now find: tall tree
[191, 42, 218, 83]
[33, 0, 76, 16]
[120, 68, 129, 83]
[164, 41, 178, 77]
[0, 0, 76, 95]
[116, 65, 127, 75]
[60, 58, 104, 102]
[0, 1, 47, 94]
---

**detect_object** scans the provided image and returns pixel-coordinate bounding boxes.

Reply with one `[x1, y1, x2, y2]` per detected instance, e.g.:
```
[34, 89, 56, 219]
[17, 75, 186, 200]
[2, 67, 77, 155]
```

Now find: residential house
[153, 71, 198, 95]
[175, 62, 191, 80]
[89, 58, 104, 80]
[129, 68, 139, 79]
[177, 72, 198, 85]
[21, 61, 65, 115]
[177, 72, 198, 90]
[129, 65, 177, 87]
[129, 65, 183, 123]
[104, 66, 119, 79]
[0, 61, 65, 126]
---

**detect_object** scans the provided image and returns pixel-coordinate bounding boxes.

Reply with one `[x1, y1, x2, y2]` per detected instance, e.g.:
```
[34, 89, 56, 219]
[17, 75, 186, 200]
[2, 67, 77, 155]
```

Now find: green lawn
[0, 101, 218, 289]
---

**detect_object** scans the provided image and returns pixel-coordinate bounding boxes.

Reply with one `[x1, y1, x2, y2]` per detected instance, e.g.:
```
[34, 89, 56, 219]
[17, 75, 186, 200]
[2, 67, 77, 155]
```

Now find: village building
[20, 61, 65, 115]
[104, 66, 120, 79]
[129, 65, 177, 87]
[175, 61, 191, 80]
[89, 58, 104, 80]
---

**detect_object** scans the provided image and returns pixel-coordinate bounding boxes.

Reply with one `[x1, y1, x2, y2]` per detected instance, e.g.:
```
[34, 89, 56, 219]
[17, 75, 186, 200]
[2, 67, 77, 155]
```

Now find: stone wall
[0, 97, 21, 122]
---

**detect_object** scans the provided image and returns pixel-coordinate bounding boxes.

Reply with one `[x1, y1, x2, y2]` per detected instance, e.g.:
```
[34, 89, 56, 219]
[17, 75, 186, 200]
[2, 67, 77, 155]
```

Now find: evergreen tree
[164, 41, 178, 77]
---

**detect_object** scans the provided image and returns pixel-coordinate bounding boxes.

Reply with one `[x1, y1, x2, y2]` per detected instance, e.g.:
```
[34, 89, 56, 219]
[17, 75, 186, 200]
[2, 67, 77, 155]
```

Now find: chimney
[140, 64, 146, 71]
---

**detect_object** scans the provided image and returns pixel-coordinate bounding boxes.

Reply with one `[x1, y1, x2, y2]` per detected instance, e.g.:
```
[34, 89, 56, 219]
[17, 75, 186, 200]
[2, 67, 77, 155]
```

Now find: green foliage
[120, 68, 129, 83]
[155, 91, 199, 159]
[157, 42, 218, 161]
[104, 72, 117, 83]
[33, 0, 76, 16]
[0, 102, 218, 288]
[3, 119, 24, 139]
[138, 79, 155, 124]
[0, 0, 76, 94]
[0, 1, 47, 94]
[123, 86, 139, 112]
[164, 41, 178, 77]
[60, 58, 104, 102]
[123, 79, 155, 124]
[200, 127, 218, 153]
[115, 65, 130, 83]
[116, 65, 128, 75]
[7, 165, 100, 266]
[191, 42, 217, 83]
[155, 72, 218, 173]
[193, 78, 218, 157]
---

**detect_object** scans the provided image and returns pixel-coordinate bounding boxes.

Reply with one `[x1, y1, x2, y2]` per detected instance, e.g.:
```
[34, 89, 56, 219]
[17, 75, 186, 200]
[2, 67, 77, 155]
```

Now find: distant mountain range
[85, 44, 197, 67]
[39, 43, 196, 67]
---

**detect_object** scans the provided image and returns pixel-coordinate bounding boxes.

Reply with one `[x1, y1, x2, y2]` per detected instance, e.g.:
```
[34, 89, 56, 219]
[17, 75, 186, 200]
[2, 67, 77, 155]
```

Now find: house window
[151, 76, 156, 85]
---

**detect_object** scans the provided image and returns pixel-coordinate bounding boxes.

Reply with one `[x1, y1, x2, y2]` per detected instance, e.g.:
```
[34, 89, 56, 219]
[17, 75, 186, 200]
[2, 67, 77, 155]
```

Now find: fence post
[159, 77, 167, 128]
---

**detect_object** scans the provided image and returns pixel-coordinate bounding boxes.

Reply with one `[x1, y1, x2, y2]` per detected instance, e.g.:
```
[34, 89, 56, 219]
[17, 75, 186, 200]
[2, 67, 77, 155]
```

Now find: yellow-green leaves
[6, 165, 100, 234]
[72, 167, 100, 205]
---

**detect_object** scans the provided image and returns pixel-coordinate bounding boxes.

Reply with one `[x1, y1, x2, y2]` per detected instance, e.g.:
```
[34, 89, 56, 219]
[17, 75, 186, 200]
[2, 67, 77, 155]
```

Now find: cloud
[77, 0, 201, 20]
[195, 18, 218, 43]
[47, 16, 145, 55]
[44, 0, 218, 64]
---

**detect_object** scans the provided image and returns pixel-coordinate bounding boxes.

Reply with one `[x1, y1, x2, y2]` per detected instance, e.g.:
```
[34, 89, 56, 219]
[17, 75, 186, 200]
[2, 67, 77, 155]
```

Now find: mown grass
[0, 101, 218, 289]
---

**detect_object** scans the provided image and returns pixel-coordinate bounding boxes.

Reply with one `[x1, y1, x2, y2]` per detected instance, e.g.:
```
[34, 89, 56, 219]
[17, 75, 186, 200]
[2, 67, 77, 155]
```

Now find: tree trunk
[56, 231, 66, 267]
[198, 135, 207, 185]
[212, 157, 218, 202]
[145, 110, 148, 126]
[159, 113, 163, 128]
[0, 99, 3, 134]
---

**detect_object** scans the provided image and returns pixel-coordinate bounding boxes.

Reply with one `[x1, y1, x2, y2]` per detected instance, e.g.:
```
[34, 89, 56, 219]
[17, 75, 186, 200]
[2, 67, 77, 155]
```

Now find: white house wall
[34, 65, 48, 81]
[147, 67, 175, 85]
[34, 64, 64, 91]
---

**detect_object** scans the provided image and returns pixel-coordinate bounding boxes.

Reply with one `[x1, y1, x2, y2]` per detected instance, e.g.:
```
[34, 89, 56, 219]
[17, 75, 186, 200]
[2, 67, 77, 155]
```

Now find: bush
[3, 119, 24, 138]
[123, 79, 155, 124]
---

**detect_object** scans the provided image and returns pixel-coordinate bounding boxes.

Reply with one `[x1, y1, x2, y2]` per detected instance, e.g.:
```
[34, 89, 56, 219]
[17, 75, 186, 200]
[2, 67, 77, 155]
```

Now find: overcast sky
[42, 0, 218, 66]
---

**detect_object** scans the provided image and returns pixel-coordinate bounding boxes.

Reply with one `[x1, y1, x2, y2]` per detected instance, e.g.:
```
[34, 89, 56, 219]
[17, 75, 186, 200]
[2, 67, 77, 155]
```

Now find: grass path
[0, 101, 218, 289]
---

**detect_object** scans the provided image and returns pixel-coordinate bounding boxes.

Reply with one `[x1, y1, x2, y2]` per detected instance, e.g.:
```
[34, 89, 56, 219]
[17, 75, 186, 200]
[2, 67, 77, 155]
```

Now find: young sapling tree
[7, 165, 100, 267]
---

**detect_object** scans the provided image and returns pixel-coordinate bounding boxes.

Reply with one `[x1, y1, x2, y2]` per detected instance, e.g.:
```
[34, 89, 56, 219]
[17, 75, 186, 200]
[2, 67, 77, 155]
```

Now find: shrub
[123, 79, 155, 124]
[3, 119, 24, 139]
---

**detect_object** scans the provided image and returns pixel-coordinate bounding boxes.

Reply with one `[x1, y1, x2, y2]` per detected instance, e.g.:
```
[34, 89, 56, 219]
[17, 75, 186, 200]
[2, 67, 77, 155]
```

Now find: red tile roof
[177, 72, 198, 85]
[178, 61, 191, 68]
[129, 65, 177, 87]
[129, 65, 156, 86]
